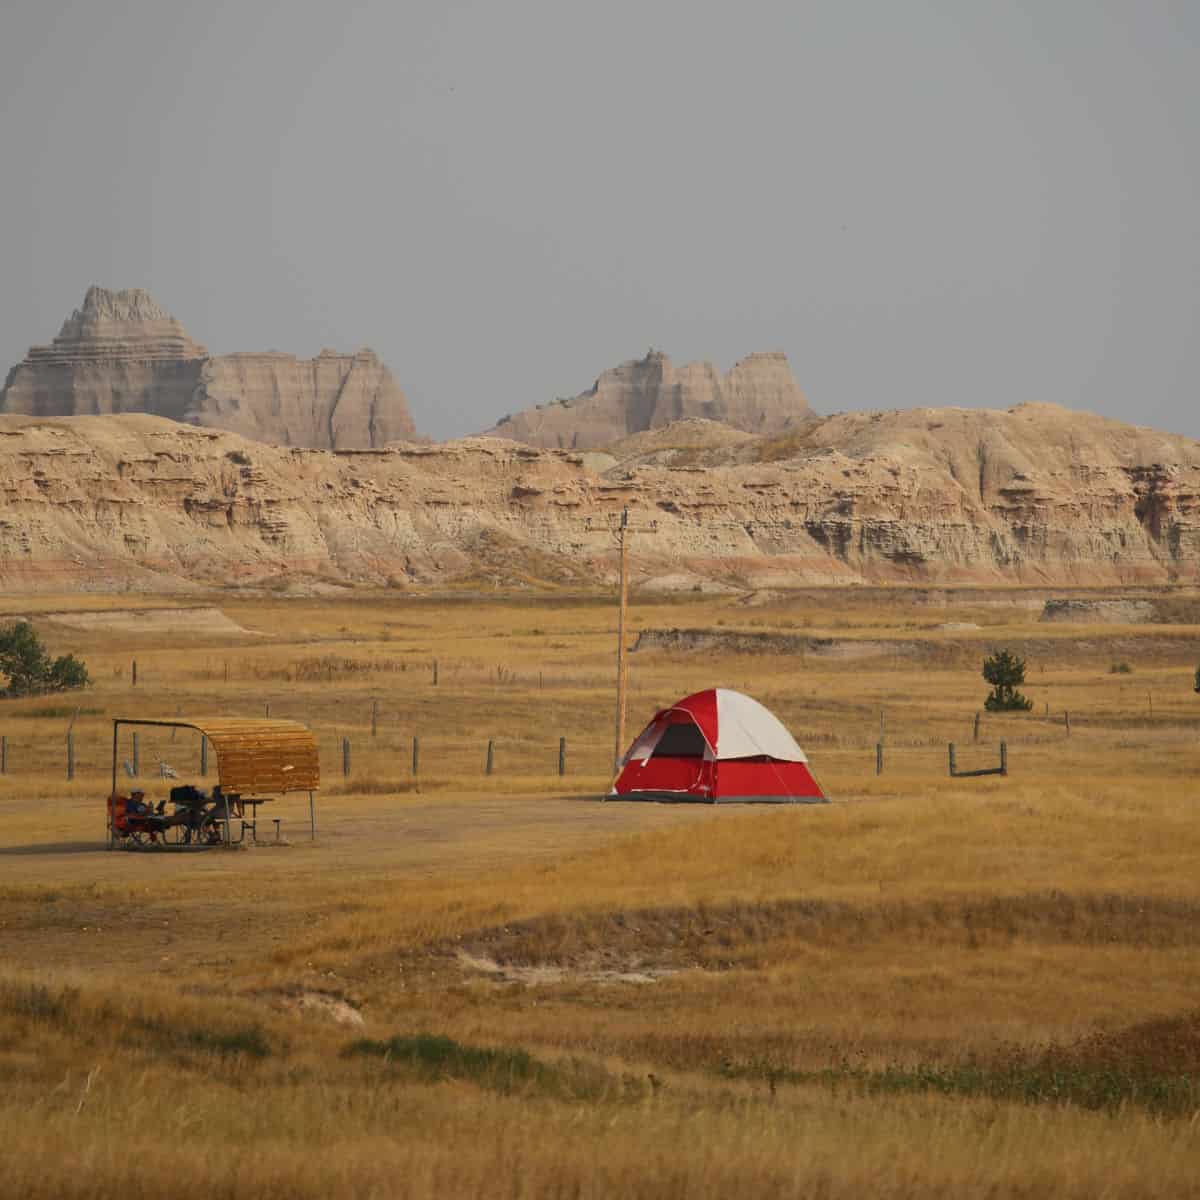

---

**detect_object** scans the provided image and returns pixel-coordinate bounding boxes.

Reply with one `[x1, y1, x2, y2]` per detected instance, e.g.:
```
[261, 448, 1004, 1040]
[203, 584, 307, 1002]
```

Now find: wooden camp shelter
[108, 717, 320, 848]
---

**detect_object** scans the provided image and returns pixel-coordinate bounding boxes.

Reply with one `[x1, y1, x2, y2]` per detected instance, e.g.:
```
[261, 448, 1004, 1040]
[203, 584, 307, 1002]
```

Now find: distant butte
[480, 348, 813, 449]
[0, 286, 416, 449]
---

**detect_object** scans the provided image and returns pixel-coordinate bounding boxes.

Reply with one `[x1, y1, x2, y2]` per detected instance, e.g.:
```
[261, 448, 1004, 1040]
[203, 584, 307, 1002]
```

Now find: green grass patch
[0, 980, 271, 1061]
[343, 1033, 631, 1101]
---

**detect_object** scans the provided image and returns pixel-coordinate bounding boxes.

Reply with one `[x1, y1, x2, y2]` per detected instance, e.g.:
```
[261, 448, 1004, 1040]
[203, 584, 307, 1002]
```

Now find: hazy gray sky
[0, 1, 1196, 439]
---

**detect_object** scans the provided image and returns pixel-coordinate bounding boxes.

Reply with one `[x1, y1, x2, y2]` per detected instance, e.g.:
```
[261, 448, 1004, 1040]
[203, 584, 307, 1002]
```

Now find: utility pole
[614, 507, 629, 774]
[584, 508, 657, 776]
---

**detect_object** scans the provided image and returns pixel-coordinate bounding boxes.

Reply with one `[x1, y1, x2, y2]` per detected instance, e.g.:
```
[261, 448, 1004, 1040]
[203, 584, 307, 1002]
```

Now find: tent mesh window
[652, 723, 708, 758]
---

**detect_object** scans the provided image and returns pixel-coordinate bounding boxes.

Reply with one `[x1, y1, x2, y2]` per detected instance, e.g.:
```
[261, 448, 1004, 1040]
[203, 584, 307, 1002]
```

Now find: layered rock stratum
[0, 287, 415, 448]
[2, 403, 1199, 594]
[482, 349, 812, 448]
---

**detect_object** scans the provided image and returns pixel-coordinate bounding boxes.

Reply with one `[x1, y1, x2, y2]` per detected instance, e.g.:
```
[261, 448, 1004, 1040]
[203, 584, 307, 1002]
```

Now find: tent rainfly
[608, 688, 826, 804]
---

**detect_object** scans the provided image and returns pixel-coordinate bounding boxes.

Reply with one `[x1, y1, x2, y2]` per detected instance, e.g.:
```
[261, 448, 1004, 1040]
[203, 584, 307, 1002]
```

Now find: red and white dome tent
[608, 688, 827, 804]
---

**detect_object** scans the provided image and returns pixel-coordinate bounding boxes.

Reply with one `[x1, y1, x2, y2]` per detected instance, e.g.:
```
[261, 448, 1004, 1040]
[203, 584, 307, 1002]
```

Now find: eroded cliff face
[482, 349, 812, 448]
[194, 349, 415, 448]
[0, 287, 416, 448]
[2, 404, 1199, 594]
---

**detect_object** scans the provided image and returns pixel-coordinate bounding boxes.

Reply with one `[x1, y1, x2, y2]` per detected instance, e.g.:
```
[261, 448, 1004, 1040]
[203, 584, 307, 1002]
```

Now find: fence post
[973, 712, 980, 742]
[265, 701, 271, 718]
[558, 737, 567, 776]
[485, 739, 494, 776]
[1065, 711, 1071, 737]
[875, 743, 883, 775]
[342, 737, 351, 778]
[132, 732, 139, 777]
[1000, 740, 1008, 776]
[224, 660, 229, 684]
[948, 742, 956, 777]
[131, 659, 137, 687]
[371, 700, 378, 738]
[200, 736, 208, 777]
[1, 735, 6, 775]
[433, 660, 439, 686]
[412, 735, 420, 778]
[67, 732, 75, 781]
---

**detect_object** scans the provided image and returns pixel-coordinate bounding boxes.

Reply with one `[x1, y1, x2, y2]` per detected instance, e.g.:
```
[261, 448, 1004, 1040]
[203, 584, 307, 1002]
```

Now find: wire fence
[0, 705, 1181, 793]
[1, 651, 1193, 792]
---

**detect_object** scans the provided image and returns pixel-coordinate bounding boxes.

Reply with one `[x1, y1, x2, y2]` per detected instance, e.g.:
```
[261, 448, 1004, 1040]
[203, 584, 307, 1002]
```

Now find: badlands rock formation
[0, 286, 209, 422]
[196, 348, 413, 448]
[0, 287, 415, 449]
[482, 349, 812, 448]
[2, 403, 1200, 593]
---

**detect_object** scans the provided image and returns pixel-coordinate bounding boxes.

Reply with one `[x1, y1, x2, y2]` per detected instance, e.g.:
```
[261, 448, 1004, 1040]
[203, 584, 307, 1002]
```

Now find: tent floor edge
[605, 790, 828, 805]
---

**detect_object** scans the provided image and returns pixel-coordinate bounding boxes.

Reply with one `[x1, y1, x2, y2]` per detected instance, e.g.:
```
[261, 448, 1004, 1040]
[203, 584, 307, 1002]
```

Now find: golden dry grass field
[2, 587, 1200, 1198]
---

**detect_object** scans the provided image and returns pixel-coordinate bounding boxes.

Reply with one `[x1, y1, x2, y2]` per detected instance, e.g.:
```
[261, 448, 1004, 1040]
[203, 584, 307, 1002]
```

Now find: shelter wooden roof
[113, 717, 320, 795]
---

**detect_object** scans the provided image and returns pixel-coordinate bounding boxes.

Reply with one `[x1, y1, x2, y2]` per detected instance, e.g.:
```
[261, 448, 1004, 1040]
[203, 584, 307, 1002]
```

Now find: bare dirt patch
[34, 606, 254, 636]
[252, 988, 365, 1026]
[455, 950, 673, 986]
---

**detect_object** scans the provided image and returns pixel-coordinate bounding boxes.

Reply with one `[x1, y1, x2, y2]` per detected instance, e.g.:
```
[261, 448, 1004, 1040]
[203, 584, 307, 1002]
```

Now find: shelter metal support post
[109, 720, 119, 847]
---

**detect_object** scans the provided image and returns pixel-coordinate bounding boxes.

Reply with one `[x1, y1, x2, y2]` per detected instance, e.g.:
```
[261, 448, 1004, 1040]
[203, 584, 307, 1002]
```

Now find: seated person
[126, 790, 153, 818]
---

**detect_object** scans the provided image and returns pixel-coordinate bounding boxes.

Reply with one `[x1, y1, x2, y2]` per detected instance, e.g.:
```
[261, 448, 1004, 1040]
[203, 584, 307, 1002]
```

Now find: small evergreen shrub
[982, 649, 1033, 712]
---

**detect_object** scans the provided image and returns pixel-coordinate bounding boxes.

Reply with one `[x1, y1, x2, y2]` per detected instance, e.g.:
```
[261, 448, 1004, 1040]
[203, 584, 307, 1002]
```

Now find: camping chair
[108, 793, 168, 849]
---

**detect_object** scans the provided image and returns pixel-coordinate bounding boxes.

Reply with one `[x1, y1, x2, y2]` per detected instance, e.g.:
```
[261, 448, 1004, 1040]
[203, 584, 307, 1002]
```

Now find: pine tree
[982, 649, 1033, 712]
